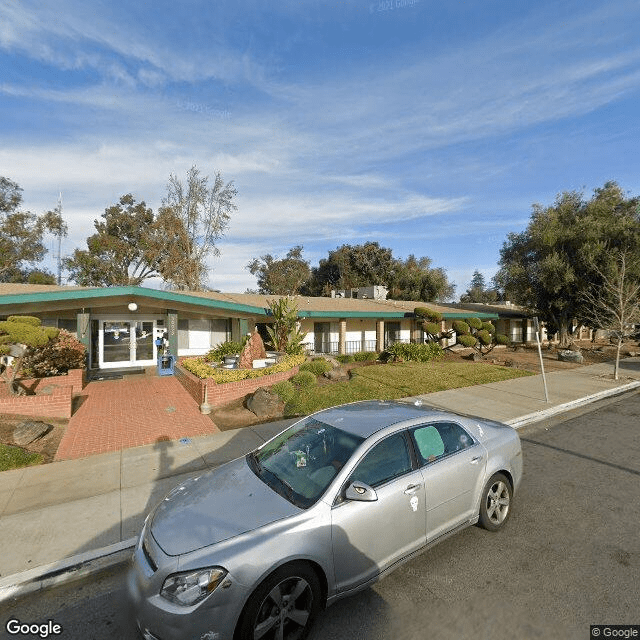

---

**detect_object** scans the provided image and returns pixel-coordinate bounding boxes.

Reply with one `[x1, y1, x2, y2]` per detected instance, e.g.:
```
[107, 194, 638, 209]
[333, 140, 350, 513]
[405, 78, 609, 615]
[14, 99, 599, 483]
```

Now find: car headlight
[160, 568, 227, 606]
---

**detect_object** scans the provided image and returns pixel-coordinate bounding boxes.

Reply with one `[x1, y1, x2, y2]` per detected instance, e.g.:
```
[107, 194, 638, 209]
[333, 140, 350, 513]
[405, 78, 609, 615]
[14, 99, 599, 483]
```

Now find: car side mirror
[345, 481, 378, 502]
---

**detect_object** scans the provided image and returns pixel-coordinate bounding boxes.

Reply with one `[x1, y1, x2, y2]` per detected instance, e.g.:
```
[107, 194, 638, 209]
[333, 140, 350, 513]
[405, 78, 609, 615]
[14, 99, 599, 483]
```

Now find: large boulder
[246, 387, 285, 420]
[238, 332, 268, 369]
[558, 350, 584, 363]
[323, 367, 350, 382]
[13, 420, 54, 446]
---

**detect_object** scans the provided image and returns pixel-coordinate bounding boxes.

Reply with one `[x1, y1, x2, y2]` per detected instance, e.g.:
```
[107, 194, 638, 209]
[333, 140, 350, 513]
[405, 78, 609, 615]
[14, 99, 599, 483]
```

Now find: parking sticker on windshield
[295, 451, 307, 467]
[410, 496, 419, 512]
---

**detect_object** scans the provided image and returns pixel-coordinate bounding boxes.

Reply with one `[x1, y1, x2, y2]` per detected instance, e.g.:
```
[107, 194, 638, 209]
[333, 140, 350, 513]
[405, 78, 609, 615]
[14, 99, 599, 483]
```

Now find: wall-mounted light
[128, 302, 138, 311]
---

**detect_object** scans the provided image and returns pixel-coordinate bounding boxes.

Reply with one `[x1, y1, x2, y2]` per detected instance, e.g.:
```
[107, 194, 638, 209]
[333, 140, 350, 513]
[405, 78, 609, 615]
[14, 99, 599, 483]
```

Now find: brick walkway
[55, 373, 220, 460]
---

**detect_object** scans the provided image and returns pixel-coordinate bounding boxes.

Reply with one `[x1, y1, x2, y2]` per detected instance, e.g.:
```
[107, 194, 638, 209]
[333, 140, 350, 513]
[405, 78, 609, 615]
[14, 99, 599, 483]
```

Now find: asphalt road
[2, 391, 639, 640]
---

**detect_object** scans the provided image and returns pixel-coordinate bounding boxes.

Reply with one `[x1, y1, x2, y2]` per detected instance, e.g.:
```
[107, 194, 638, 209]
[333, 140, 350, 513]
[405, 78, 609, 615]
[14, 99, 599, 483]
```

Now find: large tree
[247, 246, 311, 295]
[389, 254, 455, 302]
[158, 165, 237, 291]
[307, 242, 397, 294]
[306, 242, 454, 302]
[64, 194, 164, 286]
[496, 182, 640, 345]
[460, 270, 499, 303]
[0, 177, 66, 283]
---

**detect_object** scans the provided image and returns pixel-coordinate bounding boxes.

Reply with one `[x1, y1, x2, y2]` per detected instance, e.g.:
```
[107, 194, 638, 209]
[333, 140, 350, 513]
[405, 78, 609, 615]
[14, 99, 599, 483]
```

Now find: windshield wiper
[279, 477, 295, 501]
[247, 451, 262, 475]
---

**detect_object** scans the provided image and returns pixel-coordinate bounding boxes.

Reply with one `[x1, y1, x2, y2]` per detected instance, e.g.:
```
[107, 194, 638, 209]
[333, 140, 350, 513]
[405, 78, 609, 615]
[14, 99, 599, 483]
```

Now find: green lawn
[0, 444, 44, 472]
[284, 361, 532, 416]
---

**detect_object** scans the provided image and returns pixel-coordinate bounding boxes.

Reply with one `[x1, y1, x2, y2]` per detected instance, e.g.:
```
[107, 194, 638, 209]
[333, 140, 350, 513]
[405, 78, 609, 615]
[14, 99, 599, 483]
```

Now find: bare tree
[582, 249, 640, 380]
[158, 165, 237, 290]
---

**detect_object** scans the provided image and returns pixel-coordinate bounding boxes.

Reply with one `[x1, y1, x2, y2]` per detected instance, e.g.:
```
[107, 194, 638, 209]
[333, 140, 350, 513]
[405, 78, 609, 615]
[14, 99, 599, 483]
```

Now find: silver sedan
[128, 400, 523, 640]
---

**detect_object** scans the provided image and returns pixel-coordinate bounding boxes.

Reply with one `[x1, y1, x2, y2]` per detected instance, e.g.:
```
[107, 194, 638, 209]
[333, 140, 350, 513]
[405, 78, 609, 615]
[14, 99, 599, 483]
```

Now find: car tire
[235, 562, 322, 640]
[479, 473, 512, 532]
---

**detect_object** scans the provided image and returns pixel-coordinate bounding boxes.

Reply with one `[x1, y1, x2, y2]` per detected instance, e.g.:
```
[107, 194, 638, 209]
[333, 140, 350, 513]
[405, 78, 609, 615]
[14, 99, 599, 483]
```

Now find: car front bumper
[127, 530, 249, 640]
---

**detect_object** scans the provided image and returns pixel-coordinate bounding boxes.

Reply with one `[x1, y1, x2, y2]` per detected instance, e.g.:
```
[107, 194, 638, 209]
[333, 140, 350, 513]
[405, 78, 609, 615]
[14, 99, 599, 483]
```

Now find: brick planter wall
[175, 364, 301, 408]
[0, 368, 85, 397]
[0, 385, 74, 418]
[0, 369, 84, 419]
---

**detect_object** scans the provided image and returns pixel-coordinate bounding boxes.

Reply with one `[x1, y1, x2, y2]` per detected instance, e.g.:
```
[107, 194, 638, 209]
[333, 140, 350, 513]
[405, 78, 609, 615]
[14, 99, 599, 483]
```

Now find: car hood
[150, 457, 300, 556]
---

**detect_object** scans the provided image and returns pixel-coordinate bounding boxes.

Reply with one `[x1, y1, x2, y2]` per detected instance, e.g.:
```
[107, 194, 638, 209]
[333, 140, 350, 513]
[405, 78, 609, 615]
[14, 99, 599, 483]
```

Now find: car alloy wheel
[479, 473, 512, 531]
[237, 563, 321, 640]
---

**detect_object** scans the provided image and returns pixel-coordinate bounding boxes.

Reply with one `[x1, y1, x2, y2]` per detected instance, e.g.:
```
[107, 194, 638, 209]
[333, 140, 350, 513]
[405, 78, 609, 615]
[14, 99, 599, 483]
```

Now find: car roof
[312, 400, 448, 439]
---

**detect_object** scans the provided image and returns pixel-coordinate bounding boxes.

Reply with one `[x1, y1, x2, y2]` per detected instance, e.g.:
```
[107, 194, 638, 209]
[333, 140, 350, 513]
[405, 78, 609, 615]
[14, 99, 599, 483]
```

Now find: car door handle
[404, 484, 422, 494]
[470, 456, 483, 464]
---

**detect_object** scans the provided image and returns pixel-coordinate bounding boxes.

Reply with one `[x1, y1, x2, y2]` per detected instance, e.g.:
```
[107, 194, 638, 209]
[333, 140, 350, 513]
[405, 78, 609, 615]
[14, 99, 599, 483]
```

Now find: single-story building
[0, 284, 502, 371]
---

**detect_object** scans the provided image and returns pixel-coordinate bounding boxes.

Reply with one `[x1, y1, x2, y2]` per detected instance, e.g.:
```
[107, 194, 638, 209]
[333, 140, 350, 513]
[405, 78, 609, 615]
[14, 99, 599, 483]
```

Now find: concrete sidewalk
[1, 358, 639, 601]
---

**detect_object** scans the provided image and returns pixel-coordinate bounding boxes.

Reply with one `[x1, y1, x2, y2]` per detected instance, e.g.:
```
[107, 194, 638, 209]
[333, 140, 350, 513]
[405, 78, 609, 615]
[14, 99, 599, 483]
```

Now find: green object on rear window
[414, 426, 444, 461]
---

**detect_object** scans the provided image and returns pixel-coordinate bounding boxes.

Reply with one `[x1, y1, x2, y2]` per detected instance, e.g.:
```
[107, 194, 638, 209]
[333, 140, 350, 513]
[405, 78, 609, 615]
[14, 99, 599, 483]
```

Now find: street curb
[506, 380, 640, 429]
[0, 538, 137, 603]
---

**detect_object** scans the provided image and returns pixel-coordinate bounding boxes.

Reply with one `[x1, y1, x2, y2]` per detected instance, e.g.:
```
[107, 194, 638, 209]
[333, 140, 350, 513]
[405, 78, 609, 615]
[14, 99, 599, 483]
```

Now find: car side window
[349, 433, 412, 488]
[411, 422, 474, 465]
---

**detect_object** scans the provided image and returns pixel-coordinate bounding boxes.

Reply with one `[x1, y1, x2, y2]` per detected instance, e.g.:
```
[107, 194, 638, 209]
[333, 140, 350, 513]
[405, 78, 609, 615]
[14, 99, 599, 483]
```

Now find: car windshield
[247, 418, 364, 509]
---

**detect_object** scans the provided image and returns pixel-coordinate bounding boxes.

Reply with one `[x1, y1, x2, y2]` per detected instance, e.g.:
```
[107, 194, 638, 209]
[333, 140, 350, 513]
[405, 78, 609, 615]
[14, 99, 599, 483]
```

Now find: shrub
[457, 334, 478, 348]
[477, 330, 492, 346]
[182, 354, 305, 381]
[204, 340, 246, 363]
[423, 322, 441, 336]
[481, 321, 496, 334]
[495, 334, 510, 345]
[414, 307, 443, 323]
[466, 317, 483, 330]
[272, 380, 296, 403]
[336, 355, 355, 364]
[0, 316, 60, 395]
[22, 329, 86, 377]
[384, 342, 443, 362]
[452, 320, 470, 335]
[299, 359, 333, 376]
[266, 297, 307, 355]
[353, 351, 378, 361]
[290, 370, 317, 387]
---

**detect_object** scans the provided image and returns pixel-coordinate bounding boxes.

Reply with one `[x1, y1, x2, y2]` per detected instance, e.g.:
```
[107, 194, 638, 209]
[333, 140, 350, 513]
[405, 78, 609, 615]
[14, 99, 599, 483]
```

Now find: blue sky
[2, 0, 640, 297]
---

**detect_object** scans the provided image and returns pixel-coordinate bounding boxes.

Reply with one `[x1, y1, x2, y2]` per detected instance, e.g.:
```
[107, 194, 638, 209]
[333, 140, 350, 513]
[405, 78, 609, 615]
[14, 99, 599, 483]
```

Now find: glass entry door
[103, 321, 132, 365]
[99, 318, 159, 368]
[134, 321, 154, 361]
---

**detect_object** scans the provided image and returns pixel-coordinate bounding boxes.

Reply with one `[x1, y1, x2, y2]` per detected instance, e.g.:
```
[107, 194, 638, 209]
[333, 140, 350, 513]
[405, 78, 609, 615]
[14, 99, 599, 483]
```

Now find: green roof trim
[0, 286, 268, 316]
[0, 286, 498, 320]
[297, 311, 497, 319]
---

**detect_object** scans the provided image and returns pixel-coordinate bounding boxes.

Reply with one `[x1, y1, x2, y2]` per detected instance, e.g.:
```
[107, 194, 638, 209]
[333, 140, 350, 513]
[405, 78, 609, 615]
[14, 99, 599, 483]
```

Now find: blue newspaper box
[157, 353, 176, 376]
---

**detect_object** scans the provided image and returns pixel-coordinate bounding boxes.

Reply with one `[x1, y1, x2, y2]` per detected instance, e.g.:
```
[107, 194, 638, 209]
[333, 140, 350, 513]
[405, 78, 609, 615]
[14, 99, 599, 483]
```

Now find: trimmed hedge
[414, 307, 443, 323]
[452, 320, 470, 335]
[481, 321, 495, 334]
[466, 317, 483, 330]
[457, 334, 478, 348]
[271, 380, 296, 402]
[383, 342, 443, 362]
[182, 354, 306, 381]
[290, 370, 317, 388]
[423, 321, 441, 335]
[299, 359, 333, 376]
[353, 351, 378, 361]
[336, 355, 355, 364]
[495, 334, 510, 345]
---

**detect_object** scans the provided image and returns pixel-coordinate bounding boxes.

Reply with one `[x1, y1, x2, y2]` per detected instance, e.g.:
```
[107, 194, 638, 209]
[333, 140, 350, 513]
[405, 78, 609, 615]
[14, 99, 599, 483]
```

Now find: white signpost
[534, 316, 550, 403]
